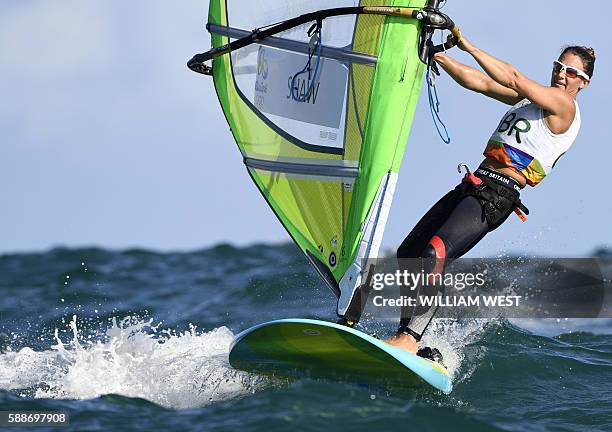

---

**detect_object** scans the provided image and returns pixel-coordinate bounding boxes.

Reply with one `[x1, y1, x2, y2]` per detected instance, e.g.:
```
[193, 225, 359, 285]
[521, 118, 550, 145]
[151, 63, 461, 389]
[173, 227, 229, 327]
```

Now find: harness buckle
[457, 164, 483, 187]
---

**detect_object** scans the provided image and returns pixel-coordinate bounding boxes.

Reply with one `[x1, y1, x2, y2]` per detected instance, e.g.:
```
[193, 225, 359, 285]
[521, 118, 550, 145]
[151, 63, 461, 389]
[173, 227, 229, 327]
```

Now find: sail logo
[255, 49, 269, 95]
[286, 74, 320, 104]
[252, 45, 347, 144]
[320, 131, 338, 141]
[257, 48, 269, 79]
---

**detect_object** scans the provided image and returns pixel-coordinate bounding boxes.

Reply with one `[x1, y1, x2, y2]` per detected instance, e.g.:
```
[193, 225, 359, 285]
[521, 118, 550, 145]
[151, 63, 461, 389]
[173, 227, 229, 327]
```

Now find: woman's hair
[560, 46, 596, 78]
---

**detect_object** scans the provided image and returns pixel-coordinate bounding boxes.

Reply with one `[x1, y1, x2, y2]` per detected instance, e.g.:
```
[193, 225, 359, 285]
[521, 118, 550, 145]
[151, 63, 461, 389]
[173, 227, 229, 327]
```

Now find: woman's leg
[400, 195, 490, 340]
[390, 172, 523, 357]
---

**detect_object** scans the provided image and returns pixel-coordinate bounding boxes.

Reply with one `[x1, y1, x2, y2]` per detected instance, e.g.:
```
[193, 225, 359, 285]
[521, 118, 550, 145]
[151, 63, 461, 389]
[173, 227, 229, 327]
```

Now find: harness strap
[458, 166, 530, 227]
[475, 167, 523, 193]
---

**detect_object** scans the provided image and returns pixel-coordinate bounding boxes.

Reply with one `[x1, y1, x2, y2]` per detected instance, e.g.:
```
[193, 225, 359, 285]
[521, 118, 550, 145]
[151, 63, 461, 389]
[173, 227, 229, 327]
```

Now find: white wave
[361, 315, 493, 385]
[0, 316, 273, 409]
[422, 318, 492, 383]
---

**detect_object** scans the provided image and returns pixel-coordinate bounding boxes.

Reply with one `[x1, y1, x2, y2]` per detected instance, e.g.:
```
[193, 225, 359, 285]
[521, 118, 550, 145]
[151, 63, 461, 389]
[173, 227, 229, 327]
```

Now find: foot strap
[397, 326, 422, 341]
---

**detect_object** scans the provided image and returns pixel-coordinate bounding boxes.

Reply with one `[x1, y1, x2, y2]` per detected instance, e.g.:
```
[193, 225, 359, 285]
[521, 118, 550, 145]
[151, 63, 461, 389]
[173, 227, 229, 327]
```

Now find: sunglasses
[553, 60, 590, 80]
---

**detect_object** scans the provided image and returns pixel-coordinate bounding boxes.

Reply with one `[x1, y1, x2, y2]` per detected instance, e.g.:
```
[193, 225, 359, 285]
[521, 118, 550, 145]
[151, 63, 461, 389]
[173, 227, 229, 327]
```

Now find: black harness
[459, 166, 529, 230]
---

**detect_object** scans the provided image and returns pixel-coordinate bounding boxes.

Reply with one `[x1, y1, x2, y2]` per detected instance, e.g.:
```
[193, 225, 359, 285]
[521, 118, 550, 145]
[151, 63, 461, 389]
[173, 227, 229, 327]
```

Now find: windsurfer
[385, 35, 595, 360]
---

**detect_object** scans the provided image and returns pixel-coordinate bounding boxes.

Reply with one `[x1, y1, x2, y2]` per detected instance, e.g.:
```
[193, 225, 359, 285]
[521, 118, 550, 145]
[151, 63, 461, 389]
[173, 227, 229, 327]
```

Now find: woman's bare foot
[384, 333, 419, 354]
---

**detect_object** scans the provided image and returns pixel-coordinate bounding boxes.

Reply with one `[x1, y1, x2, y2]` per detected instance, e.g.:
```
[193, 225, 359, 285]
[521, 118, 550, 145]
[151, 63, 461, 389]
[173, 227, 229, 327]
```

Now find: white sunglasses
[553, 60, 590, 81]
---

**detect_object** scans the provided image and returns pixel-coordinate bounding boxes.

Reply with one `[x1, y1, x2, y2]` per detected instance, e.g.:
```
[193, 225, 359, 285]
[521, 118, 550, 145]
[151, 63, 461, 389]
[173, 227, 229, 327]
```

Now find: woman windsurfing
[385, 35, 595, 362]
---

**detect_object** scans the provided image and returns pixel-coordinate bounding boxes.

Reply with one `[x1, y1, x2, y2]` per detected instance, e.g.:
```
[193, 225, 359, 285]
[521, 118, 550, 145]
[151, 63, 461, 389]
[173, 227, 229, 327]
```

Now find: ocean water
[1, 244, 611, 432]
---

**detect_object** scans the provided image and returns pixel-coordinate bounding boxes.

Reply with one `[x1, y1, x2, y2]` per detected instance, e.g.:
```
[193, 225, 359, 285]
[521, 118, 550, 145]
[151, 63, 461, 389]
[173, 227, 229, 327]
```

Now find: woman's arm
[432, 52, 522, 105]
[456, 36, 575, 119]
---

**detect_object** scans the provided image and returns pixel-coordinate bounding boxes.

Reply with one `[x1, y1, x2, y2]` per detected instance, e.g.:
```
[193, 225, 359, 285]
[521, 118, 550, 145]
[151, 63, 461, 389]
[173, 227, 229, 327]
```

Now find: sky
[1, 1, 610, 257]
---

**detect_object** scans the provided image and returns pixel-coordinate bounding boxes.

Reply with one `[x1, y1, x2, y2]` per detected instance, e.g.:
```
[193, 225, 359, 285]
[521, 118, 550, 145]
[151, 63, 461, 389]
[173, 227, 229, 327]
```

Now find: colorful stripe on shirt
[484, 140, 546, 186]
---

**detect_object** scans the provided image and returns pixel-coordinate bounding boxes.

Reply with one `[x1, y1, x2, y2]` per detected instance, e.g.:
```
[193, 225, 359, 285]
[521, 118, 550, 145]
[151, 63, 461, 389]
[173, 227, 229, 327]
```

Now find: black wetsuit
[396, 166, 526, 338]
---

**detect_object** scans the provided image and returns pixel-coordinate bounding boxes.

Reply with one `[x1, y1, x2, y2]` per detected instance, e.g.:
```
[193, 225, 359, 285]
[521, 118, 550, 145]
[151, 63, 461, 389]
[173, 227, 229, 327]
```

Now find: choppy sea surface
[1, 244, 611, 432]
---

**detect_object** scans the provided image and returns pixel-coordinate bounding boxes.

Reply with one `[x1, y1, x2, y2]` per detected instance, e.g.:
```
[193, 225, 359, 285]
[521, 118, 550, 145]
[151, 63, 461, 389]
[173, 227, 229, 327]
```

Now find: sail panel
[227, 1, 361, 48]
[208, 0, 427, 312]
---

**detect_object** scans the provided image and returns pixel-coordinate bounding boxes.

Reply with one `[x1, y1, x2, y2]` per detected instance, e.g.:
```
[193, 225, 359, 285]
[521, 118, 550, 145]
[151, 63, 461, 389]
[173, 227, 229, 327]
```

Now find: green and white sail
[203, 0, 430, 317]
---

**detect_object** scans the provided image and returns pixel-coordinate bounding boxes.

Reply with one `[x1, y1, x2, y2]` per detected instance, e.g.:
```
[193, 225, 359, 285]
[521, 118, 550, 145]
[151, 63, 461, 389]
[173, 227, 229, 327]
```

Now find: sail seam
[244, 157, 359, 178]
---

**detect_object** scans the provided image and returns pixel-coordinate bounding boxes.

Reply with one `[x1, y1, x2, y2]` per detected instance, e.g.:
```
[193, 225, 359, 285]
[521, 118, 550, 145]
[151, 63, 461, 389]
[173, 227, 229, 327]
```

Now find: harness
[458, 165, 529, 230]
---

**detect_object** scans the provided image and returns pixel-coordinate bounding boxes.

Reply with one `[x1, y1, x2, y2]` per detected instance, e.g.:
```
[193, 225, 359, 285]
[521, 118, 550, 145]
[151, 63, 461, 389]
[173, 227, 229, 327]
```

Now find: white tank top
[483, 98, 581, 186]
